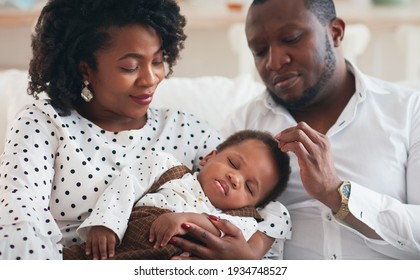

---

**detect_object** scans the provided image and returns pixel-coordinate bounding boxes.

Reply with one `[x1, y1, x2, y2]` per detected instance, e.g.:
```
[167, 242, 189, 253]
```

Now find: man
[172, 0, 420, 259]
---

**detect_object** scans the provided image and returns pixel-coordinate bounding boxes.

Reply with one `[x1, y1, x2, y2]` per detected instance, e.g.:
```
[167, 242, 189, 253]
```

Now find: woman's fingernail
[181, 223, 191, 230]
[208, 214, 220, 221]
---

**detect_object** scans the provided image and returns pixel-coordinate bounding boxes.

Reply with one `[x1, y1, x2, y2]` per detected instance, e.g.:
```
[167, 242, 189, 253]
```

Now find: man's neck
[289, 68, 356, 134]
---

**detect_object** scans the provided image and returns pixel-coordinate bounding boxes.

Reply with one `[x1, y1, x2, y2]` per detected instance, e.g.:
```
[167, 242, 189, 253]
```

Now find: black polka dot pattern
[258, 201, 292, 259]
[78, 150, 261, 248]
[0, 100, 222, 259]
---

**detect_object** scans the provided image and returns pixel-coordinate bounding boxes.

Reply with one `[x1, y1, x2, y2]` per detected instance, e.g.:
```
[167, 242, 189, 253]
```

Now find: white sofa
[0, 69, 265, 154]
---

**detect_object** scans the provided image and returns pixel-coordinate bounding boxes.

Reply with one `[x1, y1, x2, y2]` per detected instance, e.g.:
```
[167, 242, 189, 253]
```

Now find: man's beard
[269, 35, 336, 110]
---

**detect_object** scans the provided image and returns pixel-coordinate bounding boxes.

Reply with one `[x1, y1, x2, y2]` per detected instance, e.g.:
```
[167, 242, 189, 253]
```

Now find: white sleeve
[77, 151, 182, 242]
[349, 181, 420, 258]
[0, 105, 62, 259]
[216, 214, 258, 241]
[347, 94, 420, 258]
[257, 201, 292, 239]
[258, 201, 292, 260]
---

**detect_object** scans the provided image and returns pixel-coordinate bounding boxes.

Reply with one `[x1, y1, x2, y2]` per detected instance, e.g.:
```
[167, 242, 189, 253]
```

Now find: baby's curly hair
[28, 0, 187, 115]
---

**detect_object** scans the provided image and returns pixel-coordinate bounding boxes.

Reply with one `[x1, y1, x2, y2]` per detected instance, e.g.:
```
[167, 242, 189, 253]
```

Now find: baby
[64, 129, 291, 259]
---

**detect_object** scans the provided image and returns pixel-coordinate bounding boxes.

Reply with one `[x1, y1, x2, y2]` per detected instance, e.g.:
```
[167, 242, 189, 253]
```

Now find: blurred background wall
[1, 0, 419, 82]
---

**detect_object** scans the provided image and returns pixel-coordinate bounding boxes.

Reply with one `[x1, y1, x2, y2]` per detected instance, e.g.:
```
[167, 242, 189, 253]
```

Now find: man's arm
[276, 122, 382, 239]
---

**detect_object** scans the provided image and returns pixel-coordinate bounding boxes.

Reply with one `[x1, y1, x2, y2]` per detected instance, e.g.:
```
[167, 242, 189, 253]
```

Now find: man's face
[245, 0, 336, 110]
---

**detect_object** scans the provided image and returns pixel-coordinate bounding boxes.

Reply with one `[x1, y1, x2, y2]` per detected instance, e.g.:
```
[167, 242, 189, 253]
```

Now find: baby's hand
[85, 226, 119, 260]
[149, 213, 188, 248]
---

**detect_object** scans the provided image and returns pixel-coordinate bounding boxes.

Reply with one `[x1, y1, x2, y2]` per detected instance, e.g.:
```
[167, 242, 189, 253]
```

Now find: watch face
[342, 184, 351, 199]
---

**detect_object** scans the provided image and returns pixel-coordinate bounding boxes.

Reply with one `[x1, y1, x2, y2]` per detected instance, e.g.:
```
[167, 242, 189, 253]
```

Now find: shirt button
[326, 213, 332, 221]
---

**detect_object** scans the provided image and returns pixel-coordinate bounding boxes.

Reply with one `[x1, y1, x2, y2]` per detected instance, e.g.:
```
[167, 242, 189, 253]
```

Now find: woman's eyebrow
[118, 48, 163, 61]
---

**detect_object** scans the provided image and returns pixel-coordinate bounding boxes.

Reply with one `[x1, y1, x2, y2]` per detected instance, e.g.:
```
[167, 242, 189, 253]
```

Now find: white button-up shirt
[222, 62, 420, 259]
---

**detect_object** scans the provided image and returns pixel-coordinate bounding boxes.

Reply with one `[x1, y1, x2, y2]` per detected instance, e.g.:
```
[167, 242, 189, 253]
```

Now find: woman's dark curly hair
[28, 0, 187, 115]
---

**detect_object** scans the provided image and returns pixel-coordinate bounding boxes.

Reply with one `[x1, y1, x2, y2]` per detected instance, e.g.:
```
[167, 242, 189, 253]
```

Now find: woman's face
[80, 24, 165, 130]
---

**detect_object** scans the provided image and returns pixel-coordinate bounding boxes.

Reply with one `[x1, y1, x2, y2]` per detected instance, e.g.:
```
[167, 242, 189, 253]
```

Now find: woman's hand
[170, 217, 261, 260]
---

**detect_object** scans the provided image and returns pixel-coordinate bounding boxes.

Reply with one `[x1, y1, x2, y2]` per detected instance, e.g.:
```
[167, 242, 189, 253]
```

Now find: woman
[0, 0, 223, 259]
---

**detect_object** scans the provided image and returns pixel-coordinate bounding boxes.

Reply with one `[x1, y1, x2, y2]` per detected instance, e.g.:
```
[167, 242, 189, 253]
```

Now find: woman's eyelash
[121, 67, 139, 73]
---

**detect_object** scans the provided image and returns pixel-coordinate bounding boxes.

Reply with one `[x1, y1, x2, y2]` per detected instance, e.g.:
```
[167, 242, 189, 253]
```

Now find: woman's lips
[130, 94, 153, 106]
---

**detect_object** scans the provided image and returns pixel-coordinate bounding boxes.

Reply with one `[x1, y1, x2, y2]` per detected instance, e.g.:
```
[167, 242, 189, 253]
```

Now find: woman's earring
[81, 81, 93, 102]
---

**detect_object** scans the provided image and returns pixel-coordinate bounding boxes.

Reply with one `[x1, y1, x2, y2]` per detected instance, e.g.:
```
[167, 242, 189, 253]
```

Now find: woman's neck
[76, 106, 148, 132]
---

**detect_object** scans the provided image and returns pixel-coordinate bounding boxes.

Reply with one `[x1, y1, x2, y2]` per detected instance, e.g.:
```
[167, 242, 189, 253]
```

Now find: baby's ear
[199, 150, 217, 166]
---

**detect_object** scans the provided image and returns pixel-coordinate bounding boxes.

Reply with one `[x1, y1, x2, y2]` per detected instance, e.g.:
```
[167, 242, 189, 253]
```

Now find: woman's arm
[0, 105, 62, 259]
[150, 212, 220, 248]
[77, 152, 182, 242]
[170, 217, 273, 260]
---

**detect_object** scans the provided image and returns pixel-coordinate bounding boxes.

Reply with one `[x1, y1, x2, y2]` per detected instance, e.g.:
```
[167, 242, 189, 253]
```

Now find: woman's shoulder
[148, 107, 217, 130]
[13, 98, 79, 127]
[14, 99, 57, 120]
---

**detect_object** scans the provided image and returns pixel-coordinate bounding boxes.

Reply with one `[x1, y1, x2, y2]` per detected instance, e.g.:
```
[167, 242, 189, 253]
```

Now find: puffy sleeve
[0, 102, 62, 259]
[77, 151, 182, 243]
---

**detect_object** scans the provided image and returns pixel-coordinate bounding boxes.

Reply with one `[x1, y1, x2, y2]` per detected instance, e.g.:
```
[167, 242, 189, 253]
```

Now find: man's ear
[330, 17, 345, 47]
[199, 150, 217, 167]
[79, 61, 91, 81]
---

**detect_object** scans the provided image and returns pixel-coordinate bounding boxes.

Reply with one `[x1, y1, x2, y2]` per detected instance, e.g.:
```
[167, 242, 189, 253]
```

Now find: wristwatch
[333, 181, 351, 220]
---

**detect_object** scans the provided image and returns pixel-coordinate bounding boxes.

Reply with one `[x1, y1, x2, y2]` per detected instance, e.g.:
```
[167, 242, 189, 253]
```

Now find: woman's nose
[137, 65, 158, 87]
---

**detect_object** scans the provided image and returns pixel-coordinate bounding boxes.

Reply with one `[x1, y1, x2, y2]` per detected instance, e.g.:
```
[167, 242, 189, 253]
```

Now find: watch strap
[334, 181, 351, 220]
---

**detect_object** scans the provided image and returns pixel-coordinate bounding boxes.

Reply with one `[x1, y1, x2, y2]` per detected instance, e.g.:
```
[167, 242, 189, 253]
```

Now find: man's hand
[276, 122, 382, 239]
[85, 226, 119, 260]
[276, 121, 342, 209]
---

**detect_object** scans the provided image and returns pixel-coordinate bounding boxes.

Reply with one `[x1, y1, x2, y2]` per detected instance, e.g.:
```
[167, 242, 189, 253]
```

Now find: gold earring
[81, 80, 93, 102]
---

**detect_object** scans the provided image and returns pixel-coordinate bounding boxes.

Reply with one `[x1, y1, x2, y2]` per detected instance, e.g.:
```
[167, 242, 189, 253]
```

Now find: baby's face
[197, 139, 279, 210]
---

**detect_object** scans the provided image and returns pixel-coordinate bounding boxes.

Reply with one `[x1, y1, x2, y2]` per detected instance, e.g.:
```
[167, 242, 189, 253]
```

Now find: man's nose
[266, 46, 291, 71]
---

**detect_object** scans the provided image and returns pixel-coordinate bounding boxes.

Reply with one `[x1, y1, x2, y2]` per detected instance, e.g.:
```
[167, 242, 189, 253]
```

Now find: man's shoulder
[234, 91, 269, 112]
[360, 73, 420, 96]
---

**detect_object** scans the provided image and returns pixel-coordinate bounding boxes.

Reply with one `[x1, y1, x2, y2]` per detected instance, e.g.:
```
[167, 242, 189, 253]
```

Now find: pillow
[0, 69, 37, 153]
[153, 74, 264, 129]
